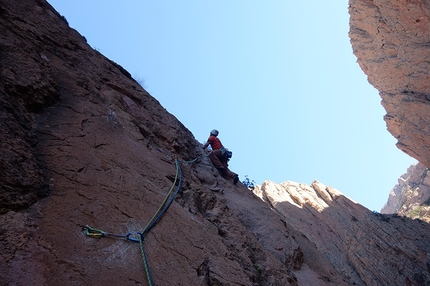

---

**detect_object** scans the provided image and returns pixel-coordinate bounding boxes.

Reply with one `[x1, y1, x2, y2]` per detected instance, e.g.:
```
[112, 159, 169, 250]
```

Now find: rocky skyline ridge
[1, 0, 430, 285]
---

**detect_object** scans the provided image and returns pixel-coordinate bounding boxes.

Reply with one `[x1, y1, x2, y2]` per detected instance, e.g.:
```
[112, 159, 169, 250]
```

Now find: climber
[202, 129, 239, 184]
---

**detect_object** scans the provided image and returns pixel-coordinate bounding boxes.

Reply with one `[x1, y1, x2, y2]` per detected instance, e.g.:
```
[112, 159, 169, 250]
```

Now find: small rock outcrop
[349, 0, 430, 167]
[382, 162, 430, 222]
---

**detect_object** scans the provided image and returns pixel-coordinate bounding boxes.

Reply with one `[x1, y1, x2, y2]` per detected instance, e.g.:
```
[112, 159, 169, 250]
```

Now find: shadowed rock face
[349, 0, 430, 166]
[2, 0, 430, 285]
[254, 181, 430, 286]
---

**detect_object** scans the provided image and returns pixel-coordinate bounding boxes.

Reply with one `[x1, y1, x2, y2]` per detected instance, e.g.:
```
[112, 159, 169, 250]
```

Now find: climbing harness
[83, 151, 208, 286]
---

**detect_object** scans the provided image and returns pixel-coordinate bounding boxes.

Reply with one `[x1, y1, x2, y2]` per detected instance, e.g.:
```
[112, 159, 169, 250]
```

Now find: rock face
[2, 0, 430, 285]
[349, 0, 430, 243]
[0, 1, 307, 285]
[349, 0, 430, 166]
[0, 1, 314, 285]
[382, 162, 430, 222]
[254, 181, 430, 286]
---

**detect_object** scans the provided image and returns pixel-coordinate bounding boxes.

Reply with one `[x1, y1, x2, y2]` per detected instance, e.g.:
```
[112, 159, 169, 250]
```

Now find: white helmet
[210, 129, 219, 136]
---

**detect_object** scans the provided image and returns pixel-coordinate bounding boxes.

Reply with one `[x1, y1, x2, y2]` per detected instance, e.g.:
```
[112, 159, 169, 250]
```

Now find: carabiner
[84, 225, 106, 237]
[125, 232, 140, 243]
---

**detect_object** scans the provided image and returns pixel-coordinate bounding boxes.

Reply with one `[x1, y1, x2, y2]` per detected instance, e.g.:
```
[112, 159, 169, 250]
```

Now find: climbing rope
[140, 158, 182, 236]
[83, 154, 199, 286]
[82, 140, 219, 285]
[138, 158, 183, 286]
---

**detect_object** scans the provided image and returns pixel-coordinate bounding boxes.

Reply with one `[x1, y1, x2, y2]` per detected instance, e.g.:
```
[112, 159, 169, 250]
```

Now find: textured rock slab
[255, 180, 430, 286]
[0, 0, 301, 285]
[349, 0, 430, 167]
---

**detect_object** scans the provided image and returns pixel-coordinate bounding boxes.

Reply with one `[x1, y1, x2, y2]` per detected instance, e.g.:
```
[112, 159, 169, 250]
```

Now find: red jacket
[207, 135, 222, 150]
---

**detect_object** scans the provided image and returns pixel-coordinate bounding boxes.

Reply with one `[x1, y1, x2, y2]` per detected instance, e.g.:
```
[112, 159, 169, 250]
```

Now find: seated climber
[202, 129, 239, 184]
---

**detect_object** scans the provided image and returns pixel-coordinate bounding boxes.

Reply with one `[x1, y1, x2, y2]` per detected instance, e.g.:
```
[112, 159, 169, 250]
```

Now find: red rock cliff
[0, 1, 314, 285]
[2, 0, 430, 285]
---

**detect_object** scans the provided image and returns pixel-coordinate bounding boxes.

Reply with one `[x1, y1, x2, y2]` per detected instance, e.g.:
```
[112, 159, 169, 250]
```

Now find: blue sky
[47, 1, 416, 211]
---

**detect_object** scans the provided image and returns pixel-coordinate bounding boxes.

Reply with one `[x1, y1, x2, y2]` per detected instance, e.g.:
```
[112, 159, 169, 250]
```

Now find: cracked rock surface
[2, 0, 430, 285]
[0, 1, 304, 285]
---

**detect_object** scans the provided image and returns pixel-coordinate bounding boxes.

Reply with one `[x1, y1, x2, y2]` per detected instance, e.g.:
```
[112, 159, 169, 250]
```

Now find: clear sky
[47, 1, 417, 212]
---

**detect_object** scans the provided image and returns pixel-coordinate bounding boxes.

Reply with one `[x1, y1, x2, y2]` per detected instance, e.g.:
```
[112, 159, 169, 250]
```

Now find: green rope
[139, 235, 153, 286]
[140, 159, 180, 235]
[83, 153, 201, 285]
[137, 159, 181, 286]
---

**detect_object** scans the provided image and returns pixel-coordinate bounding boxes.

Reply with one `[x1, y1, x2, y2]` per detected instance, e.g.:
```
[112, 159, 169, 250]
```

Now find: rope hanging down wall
[84, 156, 200, 286]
